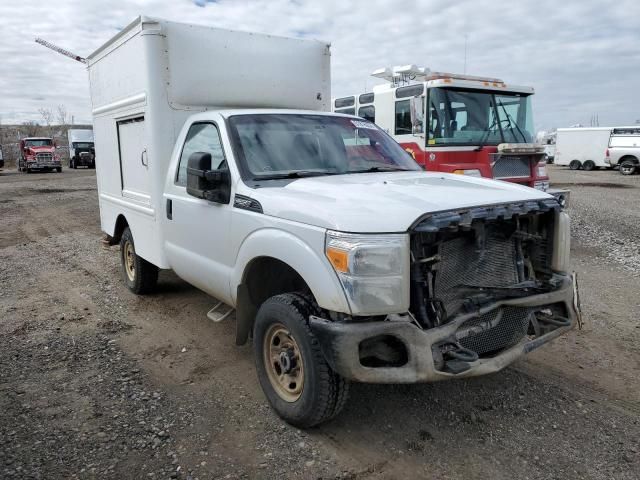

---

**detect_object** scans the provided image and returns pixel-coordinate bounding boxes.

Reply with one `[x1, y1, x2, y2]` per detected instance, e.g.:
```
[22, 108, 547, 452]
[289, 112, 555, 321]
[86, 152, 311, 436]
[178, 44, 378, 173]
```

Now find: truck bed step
[207, 301, 235, 323]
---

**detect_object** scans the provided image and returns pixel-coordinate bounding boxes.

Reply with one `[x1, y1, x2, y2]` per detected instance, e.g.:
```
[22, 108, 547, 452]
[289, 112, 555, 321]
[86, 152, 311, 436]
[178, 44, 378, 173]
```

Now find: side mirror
[410, 96, 424, 136]
[186, 152, 231, 204]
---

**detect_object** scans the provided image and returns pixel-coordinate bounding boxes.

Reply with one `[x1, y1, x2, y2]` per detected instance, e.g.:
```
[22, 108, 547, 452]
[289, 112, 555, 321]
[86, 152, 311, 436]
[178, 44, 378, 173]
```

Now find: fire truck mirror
[410, 96, 425, 136]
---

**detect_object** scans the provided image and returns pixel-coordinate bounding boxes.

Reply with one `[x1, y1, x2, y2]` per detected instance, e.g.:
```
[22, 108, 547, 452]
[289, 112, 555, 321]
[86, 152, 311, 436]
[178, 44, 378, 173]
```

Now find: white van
[87, 16, 577, 427]
[554, 127, 612, 171]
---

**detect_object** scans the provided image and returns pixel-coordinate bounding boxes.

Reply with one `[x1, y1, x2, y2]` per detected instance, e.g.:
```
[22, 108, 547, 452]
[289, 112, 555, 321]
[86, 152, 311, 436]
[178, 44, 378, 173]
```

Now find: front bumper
[310, 274, 577, 384]
[28, 163, 60, 169]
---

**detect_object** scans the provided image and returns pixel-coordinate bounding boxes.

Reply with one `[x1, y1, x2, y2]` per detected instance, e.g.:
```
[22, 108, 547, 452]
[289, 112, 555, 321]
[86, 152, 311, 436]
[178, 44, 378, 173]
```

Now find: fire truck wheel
[569, 160, 582, 170]
[120, 227, 159, 294]
[582, 160, 595, 171]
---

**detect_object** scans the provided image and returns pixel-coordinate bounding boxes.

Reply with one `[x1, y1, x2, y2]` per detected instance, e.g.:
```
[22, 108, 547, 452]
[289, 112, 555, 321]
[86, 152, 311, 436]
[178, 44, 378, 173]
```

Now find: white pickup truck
[88, 17, 578, 427]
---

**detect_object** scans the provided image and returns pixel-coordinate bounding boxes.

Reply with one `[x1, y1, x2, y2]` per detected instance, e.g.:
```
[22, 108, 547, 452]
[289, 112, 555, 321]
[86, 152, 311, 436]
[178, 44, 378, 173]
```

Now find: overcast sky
[0, 0, 638, 132]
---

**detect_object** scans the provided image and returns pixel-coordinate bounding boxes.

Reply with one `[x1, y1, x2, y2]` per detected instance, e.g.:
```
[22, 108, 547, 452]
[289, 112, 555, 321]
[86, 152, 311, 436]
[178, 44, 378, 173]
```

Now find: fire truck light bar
[372, 65, 503, 85]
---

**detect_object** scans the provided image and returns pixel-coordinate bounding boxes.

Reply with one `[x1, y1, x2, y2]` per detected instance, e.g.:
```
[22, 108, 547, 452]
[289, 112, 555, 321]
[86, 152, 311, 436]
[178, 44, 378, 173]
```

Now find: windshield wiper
[253, 170, 338, 180]
[347, 166, 413, 174]
[497, 100, 528, 143]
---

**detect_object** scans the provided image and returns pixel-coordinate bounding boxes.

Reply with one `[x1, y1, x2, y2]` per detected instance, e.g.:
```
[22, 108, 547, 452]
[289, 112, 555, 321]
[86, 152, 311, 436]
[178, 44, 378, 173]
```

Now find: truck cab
[333, 65, 550, 191]
[68, 129, 95, 169]
[18, 137, 62, 173]
[89, 17, 578, 428]
[605, 127, 640, 175]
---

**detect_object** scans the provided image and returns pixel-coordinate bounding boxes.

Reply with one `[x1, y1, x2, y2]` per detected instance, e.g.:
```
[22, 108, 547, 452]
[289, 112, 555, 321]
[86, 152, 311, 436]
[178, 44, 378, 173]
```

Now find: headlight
[551, 212, 570, 272]
[537, 164, 547, 177]
[325, 231, 409, 315]
[534, 180, 549, 191]
[452, 169, 482, 177]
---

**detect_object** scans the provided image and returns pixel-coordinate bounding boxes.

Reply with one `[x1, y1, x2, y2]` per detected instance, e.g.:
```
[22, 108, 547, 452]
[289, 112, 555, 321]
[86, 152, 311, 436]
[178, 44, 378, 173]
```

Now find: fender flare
[232, 228, 351, 344]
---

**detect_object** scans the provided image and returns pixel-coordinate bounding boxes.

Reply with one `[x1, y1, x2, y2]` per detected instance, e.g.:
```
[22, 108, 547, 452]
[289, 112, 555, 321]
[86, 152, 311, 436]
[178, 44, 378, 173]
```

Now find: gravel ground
[0, 167, 639, 479]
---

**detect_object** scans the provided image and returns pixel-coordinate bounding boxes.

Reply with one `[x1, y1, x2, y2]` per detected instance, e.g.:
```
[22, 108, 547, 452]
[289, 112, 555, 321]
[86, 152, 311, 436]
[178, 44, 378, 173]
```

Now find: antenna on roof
[35, 38, 86, 64]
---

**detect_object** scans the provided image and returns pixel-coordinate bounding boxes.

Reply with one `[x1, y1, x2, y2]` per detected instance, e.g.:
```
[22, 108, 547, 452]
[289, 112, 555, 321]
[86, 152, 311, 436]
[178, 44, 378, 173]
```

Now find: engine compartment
[409, 199, 569, 368]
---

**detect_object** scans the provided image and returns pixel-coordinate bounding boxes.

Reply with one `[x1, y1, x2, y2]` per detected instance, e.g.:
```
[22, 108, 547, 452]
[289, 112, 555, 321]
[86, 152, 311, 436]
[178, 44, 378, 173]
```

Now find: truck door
[163, 121, 233, 302]
[117, 116, 151, 204]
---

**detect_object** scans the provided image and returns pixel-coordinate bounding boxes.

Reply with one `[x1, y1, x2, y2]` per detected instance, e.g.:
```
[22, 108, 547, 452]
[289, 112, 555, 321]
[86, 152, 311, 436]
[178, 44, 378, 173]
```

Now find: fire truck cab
[333, 65, 549, 191]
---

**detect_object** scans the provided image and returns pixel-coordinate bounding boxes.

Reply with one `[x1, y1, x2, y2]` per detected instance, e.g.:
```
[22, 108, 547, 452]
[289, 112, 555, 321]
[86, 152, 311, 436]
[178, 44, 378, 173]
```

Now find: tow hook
[433, 341, 479, 374]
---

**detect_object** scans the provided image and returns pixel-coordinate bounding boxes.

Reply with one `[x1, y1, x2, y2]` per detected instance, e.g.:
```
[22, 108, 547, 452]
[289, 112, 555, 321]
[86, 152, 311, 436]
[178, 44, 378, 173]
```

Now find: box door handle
[166, 199, 172, 220]
[141, 148, 148, 167]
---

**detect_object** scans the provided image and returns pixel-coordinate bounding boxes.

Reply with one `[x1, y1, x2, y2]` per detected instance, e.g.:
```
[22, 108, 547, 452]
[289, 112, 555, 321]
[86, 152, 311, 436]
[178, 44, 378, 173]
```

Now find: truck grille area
[36, 152, 53, 163]
[435, 229, 519, 316]
[492, 155, 531, 178]
[410, 200, 561, 359]
[455, 307, 532, 355]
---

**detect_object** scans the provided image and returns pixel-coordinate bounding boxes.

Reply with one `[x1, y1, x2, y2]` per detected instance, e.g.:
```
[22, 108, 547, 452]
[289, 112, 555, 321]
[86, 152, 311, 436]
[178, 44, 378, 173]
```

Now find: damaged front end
[311, 198, 578, 383]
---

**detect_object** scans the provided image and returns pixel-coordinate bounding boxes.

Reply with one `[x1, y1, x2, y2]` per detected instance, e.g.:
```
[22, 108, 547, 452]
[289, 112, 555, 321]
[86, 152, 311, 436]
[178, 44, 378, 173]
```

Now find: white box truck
[88, 16, 578, 427]
[68, 128, 95, 169]
[554, 127, 612, 171]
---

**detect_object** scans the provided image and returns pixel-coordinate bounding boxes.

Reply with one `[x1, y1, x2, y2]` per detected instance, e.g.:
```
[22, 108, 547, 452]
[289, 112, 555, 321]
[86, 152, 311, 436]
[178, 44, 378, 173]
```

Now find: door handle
[166, 199, 172, 220]
[141, 148, 148, 167]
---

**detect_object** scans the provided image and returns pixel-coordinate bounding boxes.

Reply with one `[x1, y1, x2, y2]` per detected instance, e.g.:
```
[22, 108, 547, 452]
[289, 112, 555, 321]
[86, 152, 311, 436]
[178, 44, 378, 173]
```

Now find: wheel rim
[123, 240, 136, 281]
[263, 323, 304, 403]
[621, 164, 634, 175]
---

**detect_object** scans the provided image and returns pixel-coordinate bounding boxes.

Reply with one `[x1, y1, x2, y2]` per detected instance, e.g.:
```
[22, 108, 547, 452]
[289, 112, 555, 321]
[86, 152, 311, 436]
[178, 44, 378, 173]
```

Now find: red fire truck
[333, 65, 549, 191]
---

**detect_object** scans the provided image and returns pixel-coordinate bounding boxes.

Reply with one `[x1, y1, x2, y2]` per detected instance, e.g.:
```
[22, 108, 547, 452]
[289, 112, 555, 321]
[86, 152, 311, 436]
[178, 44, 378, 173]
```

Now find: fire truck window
[334, 97, 355, 108]
[358, 105, 375, 122]
[336, 107, 356, 115]
[359, 93, 374, 104]
[395, 100, 412, 135]
[396, 84, 424, 99]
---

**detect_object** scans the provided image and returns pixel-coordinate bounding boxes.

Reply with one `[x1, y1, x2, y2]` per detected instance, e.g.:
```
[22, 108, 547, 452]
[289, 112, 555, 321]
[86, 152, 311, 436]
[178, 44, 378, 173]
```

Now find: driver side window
[176, 123, 225, 186]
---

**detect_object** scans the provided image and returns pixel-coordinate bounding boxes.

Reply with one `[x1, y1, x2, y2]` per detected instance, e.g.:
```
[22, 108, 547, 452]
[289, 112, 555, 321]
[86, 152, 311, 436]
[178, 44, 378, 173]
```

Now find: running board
[207, 301, 235, 323]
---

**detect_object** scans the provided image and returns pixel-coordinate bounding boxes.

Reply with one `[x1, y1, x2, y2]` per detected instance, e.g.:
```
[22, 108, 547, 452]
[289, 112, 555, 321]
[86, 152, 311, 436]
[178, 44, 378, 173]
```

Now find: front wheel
[253, 294, 349, 428]
[119, 227, 158, 294]
[56, 167, 62, 173]
[620, 159, 637, 176]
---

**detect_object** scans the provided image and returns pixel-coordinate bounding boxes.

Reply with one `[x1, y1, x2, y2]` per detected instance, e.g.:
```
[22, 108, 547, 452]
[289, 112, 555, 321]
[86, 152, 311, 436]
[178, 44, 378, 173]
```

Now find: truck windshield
[24, 139, 53, 147]
[73, 142, 94, 149]
[228, 114, 421, 180]
[428, 88, 534, 146]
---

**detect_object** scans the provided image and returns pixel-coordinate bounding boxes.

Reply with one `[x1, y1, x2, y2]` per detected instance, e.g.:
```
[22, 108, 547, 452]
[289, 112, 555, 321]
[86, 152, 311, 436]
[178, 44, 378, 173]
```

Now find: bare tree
[56, 104, 68, 125]
[38, 108, 53, 126]
[22, 121, 40, 137]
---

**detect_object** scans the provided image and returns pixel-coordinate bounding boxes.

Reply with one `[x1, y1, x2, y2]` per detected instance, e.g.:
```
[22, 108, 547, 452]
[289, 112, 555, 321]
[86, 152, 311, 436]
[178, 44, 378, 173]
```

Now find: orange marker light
[326, 248, 349, 273]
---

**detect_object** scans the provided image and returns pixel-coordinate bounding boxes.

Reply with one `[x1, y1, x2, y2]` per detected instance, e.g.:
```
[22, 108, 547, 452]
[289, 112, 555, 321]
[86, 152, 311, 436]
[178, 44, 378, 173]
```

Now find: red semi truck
[333, 65, 550, 191]
[18, 137, 62, 173]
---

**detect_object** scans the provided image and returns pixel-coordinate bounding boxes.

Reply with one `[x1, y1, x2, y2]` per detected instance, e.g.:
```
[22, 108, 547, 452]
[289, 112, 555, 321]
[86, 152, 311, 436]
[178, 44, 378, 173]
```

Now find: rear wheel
[620, 159, 637, 176]
[56, 167, 62, 173]
[569, 160, 582, 170]
[582, 160, 595, 171]
[254, 293, 349, 428]
[119, 227, 158, 294]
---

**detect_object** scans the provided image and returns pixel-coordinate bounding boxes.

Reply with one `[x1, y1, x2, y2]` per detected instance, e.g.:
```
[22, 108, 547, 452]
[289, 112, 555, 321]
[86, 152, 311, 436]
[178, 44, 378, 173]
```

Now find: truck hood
[26, 146, 55, 153]
[250, 172, 552, 232]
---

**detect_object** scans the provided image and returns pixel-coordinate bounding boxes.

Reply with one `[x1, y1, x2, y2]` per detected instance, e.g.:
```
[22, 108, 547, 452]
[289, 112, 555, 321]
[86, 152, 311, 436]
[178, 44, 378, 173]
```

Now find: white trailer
[554, 127, 612, 171]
